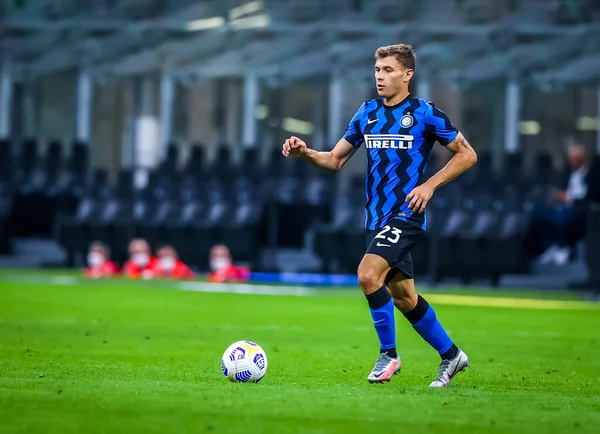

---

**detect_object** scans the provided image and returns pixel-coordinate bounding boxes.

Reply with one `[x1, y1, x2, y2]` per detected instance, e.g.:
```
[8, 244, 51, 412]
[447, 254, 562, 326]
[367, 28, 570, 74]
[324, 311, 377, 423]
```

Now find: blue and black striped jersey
[343, 95, 458, 231]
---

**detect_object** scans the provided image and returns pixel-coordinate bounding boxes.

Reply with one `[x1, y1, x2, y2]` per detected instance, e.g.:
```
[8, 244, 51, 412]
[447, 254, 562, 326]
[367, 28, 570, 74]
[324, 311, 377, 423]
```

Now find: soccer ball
[221, 340, 268, 383]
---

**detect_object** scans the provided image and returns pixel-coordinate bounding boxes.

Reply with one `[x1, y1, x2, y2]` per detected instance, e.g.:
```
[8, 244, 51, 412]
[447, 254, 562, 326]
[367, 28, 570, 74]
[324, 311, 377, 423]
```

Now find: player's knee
[357, 269, 383, 293]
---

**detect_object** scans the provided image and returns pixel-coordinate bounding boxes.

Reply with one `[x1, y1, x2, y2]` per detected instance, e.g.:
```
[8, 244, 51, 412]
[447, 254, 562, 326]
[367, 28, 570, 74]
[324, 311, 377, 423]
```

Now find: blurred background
[0, 0, 599, 291]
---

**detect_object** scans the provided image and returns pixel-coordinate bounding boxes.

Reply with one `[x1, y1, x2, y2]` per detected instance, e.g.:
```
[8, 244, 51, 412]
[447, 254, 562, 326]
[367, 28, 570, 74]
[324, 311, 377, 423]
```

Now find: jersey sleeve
[428, 104, 458, 146]
[342, 103, 365, 148]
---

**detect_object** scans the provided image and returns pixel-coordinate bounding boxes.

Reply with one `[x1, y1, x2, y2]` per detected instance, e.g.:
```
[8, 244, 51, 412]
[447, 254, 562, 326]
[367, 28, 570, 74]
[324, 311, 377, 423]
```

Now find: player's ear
[404, 69, 414, 82]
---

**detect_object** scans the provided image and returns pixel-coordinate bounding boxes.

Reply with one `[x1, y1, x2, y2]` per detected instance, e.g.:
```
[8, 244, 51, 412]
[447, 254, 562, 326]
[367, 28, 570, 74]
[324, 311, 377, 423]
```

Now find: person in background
[85, 241, 119, 278]
[208, 244, 250, 283]
[535, 144, 599, 265]
[153, 245, 195, 280]
[123, 239, 159, 279]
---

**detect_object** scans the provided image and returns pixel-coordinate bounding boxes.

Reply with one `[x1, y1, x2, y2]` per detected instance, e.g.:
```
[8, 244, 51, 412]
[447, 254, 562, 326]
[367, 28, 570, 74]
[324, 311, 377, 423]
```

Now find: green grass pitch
[1, 272, 600, 433]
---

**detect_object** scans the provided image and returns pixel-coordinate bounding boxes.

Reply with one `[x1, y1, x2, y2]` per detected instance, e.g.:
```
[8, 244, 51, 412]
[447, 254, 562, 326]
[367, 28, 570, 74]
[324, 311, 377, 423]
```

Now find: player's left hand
[406, 183, 435, 214]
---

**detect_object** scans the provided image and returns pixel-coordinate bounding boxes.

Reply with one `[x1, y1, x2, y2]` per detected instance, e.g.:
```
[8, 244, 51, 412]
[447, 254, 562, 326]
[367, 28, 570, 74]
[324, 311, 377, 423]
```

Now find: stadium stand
[1, 0, 599, 289]
[2, 134, 596, 287]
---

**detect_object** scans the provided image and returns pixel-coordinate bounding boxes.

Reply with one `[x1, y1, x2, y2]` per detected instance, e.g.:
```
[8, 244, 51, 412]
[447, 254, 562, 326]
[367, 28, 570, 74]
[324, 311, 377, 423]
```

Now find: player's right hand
[282, 136, 308, 157]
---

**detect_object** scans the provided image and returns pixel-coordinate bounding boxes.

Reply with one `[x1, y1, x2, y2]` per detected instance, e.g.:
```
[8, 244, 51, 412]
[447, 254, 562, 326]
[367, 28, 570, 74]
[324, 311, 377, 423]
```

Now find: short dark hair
[157, 244, 174, 251]
[375, 44, 416, 71]
[156, 244, 176, 255]
[90, 241, 110, 256]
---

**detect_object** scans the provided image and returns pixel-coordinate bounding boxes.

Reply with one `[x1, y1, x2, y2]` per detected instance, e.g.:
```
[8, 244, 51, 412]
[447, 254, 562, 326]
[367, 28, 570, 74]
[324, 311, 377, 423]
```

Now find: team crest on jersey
[400, 115, 414, 128]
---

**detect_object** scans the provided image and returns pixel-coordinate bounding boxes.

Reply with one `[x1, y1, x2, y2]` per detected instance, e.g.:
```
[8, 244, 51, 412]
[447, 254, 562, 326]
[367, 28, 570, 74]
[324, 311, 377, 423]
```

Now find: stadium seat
[87, 198, 134, 266]
[457, 194, 505, 284]
[504, 152, 525, 187]
[183, 145, 207, 181]
[36, 140, 65, 235]
[0, 182, 14, 254]
[457, 149, 492, 189]
[220, 178, 263, 264]
[533, 152, 557, 185]
[416, 186, 462, 277]
[490, 208, 530, 276]
[209, 145, 235, 186]
[429, 197, 475, 284]
[268, 146, 283, 173]
[44, 140, 63, 184]
[0, 139, 12, 183]
[57, 195, 98, 265]
[63, 170, 136, 265]
[137, 173, 181, 251]
[186, 179, 231, 269]
[475, 150, 497, 188]
[11, 139, 47, 236]
[56, 163, 110, 266]
[69, 141, 89, 178]
[313, 194, 357, 273]
[16, 138, 39, 184]
[585, 203, 600, 294]
[159, 142, 180, 175]
[340, 218, 368, 274]
[166, 194, 207, 267]
[116, 169, 134, 200]
[238, 148, 261, 182]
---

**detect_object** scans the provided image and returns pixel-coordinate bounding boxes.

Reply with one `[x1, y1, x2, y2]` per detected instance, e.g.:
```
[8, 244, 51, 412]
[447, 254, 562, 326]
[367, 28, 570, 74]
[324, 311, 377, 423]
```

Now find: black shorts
[365, 219, 425, 281]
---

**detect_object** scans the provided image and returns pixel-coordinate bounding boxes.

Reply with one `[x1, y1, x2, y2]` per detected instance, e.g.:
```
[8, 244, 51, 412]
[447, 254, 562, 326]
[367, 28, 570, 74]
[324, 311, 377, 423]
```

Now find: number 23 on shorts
[375, 225, 402, 245]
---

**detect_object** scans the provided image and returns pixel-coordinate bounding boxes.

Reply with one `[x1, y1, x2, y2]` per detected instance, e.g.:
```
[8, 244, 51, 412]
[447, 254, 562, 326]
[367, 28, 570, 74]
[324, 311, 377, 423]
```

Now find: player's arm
[283, 103, 365, 172]
[426, 132, 477, 189]
[406, 132, 477, 213]
[282, 136, 358, 173]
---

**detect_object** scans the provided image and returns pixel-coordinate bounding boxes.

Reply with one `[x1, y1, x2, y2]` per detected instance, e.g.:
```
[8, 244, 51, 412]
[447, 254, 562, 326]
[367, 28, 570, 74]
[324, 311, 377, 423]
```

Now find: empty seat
[0, 139, 12, 183]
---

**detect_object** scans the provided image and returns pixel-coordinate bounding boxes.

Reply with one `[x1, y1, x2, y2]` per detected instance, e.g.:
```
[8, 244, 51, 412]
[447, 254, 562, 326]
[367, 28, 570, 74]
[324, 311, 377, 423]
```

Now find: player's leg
[358, 244, 400, 383]
[358, 253, 397, 358]
[387, 269, 456, 357]
[387, 269, 469, 387]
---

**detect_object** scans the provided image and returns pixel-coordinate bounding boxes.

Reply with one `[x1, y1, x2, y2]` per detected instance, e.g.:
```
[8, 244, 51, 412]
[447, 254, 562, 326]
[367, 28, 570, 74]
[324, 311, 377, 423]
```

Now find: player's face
[374, 56, 413, 98]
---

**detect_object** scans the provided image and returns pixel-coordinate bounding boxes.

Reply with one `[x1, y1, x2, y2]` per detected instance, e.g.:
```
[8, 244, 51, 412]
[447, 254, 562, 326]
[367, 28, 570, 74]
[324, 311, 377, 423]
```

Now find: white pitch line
[1, 274, 598, 310]
[178, 281, 313, 297]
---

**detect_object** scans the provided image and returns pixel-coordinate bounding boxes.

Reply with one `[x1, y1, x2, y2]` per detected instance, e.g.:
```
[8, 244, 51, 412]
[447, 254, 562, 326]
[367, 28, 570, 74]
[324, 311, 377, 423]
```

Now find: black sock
[402, 294, 429, 324]
[365, 285, 392, 310]
[380, 347, 398, 359]
[440, 344, 459, 361]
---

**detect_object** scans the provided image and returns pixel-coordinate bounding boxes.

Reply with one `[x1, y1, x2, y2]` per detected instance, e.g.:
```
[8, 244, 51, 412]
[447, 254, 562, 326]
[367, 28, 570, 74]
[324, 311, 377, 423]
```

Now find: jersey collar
[381, 94, 412, 110]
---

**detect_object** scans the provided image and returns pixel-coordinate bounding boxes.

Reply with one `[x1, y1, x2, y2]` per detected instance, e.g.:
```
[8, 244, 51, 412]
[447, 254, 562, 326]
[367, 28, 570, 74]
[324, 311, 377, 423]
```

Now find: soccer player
[282, 44, 477, 387]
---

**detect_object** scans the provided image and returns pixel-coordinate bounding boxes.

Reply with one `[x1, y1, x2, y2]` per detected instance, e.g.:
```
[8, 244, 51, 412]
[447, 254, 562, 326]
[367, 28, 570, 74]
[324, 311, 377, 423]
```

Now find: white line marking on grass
[178, 282, 312, 297]
[179, 282, 598, 310]
[50, 276, 80, 285]
[1, 273, 598, 310]
[0, 275, 79, 286]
